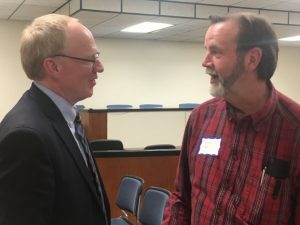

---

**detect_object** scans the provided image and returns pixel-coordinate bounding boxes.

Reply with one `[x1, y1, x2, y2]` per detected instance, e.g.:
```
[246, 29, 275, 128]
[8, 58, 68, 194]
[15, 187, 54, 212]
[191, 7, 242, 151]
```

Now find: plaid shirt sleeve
[163, 118, 193, 225]
[293, 165, 300, 224]
[295, 197, 300, 224]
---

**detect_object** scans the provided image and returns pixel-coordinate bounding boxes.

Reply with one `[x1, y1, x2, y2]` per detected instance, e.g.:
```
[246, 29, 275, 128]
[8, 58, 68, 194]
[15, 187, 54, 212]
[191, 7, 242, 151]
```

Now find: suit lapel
[28, 84, 101, 203]
[52, 121, 100, 199]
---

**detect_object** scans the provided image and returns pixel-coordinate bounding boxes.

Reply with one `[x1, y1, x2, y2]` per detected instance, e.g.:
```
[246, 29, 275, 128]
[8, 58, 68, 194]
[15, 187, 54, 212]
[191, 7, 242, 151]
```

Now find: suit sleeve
[0, 128, 55, 225]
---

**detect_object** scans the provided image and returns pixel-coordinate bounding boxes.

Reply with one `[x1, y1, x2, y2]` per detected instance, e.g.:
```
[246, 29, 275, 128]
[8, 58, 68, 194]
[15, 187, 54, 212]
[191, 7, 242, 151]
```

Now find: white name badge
[198, 138, 221, 156]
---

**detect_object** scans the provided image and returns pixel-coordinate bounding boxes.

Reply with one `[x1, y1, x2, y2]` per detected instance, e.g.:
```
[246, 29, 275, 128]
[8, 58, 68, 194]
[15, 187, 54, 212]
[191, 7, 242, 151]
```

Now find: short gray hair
[20, 14, 78, 80]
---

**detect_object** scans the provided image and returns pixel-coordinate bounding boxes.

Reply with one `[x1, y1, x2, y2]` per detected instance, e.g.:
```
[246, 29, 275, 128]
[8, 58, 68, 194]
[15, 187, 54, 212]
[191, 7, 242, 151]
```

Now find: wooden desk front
[94, 149, 180, 218]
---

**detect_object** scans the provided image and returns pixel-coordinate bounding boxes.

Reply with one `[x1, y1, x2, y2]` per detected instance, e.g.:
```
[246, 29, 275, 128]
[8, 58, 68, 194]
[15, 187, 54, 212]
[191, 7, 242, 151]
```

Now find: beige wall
[107, 110, 191, 148]
[85, 37, 210, 109]
[1, 19, 300, 122]
[0, 20, 32, 120]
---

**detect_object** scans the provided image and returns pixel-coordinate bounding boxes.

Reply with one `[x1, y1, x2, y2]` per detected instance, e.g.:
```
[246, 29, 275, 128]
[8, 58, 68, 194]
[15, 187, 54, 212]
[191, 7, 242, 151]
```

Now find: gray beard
[209, 56, 245, 97]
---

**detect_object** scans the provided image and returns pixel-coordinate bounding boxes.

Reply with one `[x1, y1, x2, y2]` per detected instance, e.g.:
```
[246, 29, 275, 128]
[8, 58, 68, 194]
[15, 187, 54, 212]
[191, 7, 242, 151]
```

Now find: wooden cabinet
[80, 110, 107, 140]
[94, 150, 180, 218]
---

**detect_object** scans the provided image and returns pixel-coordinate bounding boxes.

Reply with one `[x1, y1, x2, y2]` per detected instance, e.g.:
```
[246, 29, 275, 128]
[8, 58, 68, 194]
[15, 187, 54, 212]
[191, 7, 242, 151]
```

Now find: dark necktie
[74, 113, 108, 225]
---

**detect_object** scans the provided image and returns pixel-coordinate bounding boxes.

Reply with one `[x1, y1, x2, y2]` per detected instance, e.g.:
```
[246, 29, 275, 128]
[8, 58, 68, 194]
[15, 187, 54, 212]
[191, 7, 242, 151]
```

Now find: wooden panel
[80, 111, 107, 140]
[95, 155, 179, 218]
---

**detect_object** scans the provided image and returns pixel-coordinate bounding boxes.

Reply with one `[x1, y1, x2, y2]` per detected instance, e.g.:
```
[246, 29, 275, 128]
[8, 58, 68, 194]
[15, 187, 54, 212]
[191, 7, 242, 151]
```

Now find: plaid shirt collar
[226, 81, 277, 130]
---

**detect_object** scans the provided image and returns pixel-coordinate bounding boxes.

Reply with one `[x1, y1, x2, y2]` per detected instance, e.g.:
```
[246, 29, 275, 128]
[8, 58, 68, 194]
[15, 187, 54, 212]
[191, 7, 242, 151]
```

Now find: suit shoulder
[0, 102, 52, 143]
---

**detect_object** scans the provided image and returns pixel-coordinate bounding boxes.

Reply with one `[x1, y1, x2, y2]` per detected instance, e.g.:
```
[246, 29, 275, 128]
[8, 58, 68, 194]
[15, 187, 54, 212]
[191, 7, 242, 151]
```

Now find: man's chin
[209, 85, 226, 97]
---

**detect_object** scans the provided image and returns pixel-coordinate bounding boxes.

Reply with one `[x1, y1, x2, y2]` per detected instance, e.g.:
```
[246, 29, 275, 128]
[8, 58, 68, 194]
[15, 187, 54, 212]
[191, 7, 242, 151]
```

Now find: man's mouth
[206, 69, 218, 79]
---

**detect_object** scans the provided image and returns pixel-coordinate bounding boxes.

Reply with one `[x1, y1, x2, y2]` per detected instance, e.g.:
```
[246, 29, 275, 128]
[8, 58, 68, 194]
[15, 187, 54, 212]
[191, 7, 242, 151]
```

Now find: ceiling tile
[10, 4, 58, 20]
[198, 0, 244, 6]
[123, 0, 159, 15]
[0, 0, 22, 2]
[82, 0, 121, 11]
[274, 24, 300, 38]
[196, 5, 228, 18]
[161, 1, 195, 17]
[149, 16, 193, 25]
[262, 1, 300, 11]
[55, 2, 69, 15]
[90, 14, 156, 36]
[228, 7, 258, 14]
[0, 1, 22, 19]
[261, 10, 288, 24]
[231, 0, 283, 8]
[164, 0, 203, 3]
[290, 12, 300, 25]
[72, 10, 118, 28]
[24, 0, 68, 7]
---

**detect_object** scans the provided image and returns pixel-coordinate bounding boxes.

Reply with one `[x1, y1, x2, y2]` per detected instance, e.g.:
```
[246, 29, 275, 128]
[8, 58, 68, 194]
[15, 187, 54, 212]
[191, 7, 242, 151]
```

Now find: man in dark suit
[0, 14, 110, 225]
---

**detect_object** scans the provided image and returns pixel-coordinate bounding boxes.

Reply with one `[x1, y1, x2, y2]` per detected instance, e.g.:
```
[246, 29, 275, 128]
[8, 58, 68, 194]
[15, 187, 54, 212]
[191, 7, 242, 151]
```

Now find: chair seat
[111, 217, 133, 225]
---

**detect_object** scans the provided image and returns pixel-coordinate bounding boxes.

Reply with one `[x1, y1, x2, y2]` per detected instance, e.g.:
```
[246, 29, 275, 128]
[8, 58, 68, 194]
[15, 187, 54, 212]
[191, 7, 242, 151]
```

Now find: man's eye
[211, 51, 221, 58]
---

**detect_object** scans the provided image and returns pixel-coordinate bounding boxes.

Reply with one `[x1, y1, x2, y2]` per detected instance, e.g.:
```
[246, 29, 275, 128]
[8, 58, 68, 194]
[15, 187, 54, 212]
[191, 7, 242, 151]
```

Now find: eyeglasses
[53, 52, 100, 64]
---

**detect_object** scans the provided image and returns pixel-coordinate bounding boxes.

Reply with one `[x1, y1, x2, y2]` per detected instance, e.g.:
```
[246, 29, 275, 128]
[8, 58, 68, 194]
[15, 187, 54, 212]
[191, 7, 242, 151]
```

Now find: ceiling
[1, 0, 300, 46]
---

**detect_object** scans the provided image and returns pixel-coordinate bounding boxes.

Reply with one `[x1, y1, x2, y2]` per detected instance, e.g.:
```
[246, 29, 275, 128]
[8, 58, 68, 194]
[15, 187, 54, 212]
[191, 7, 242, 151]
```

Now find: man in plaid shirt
[163, 12, 300, 225]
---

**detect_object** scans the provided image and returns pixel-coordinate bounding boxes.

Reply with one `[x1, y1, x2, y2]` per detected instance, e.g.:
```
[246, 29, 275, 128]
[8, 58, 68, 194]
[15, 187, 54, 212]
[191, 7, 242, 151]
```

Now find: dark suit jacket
[0, 83, 110, 225]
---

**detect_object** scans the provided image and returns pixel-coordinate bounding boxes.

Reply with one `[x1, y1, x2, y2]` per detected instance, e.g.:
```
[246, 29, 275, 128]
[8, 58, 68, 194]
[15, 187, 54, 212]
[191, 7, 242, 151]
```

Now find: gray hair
[20, 14, 78, 80]
[210, 12, 279, 80]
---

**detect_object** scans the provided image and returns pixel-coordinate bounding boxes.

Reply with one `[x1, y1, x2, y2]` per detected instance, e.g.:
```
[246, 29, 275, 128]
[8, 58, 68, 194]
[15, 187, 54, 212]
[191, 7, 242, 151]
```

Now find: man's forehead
[205, 21, 239, 43]
[209, 20, 238, 35]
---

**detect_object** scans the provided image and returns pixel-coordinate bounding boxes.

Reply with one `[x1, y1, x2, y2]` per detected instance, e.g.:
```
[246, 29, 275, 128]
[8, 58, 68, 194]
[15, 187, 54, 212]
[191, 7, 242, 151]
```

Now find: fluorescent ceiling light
[279, 35, 300, 41]
[121, 22, 173, 33]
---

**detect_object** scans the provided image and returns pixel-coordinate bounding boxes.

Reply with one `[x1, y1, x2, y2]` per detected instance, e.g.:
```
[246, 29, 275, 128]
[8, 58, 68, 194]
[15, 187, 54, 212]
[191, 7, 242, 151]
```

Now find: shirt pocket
[238, 172, 291, 224]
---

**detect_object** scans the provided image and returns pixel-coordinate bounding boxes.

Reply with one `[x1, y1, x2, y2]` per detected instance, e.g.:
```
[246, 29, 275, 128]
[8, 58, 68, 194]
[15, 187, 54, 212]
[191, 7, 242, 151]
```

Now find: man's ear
[245, 47, 262, 72]
[43, 58, 60, 74]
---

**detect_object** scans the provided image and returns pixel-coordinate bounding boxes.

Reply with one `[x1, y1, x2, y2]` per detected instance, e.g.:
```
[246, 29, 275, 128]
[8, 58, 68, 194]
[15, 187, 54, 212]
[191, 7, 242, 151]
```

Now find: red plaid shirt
[163, 84, 300, 225]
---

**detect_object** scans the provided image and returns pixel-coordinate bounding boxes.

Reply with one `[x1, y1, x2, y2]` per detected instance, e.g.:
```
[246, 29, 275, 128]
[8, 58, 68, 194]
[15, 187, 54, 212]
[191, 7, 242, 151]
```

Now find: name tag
[198, 138, 221, 155]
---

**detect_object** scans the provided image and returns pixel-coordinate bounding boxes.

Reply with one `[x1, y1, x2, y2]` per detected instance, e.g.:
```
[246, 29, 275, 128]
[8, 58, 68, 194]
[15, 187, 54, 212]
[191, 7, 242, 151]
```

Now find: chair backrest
[107, 104, 133, 109]
[74, 104, 85, 110]
[138, 187, 171, 225]
[139, 104, 163, 109]
[116, 175, 144, 216]
[144, 144, 176, 150]
[178, 103, 199, 109]
[89, 139, 124, 151]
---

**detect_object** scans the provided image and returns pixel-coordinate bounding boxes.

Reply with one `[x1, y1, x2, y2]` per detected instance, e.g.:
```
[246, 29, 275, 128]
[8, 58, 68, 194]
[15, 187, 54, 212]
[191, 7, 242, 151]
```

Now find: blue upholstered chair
[178, 103, 199, 109]
[139, 104, 162, 109]
[111, 176, 144, 225]
[138, 187, 171, 225]
[107, 104, 133, 109]
[74, 104, 85, 110]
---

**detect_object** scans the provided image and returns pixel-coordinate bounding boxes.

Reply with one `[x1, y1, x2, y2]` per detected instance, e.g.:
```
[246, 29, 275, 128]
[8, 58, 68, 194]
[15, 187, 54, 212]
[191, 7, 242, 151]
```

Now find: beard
[208, 55, 245, 97]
